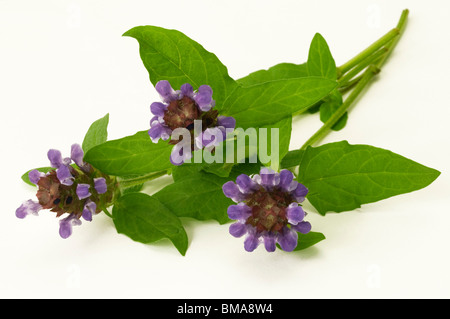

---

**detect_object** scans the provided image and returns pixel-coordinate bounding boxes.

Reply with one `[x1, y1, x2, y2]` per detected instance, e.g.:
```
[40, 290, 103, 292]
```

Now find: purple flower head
[16, 144, 116, 239]
[148, 80, 236, 165]
[223, 168, 311, 252]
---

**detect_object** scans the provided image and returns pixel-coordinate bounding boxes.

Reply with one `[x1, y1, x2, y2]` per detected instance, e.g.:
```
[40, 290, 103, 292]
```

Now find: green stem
[117, 170, 168, 189]
[300, 65, 380, 150]
[337, 27, 399, 77]
[338, 47, 388, 87]
[300, 9, 409, 151]
[375, 9, 409, 68]
[338, 73, 363, 94]
[103, 208, 113, 218]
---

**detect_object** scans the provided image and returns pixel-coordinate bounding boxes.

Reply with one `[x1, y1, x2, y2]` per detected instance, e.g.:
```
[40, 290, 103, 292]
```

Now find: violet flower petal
[293, 183, 309, 202]
[227, 203, 252, 220]
[292, 221, 312, 234]
[15, 200, 42, 219]
[180, 83, 194, 98]
[56, 165, 73, 186]
[286, 203, 305, 225]
[277, 228, 298, 252]
[169, 141, 192, 166]
[279, 169, 294, 191]
[81, 200, 97, 221]
[229, 222, 248, 238]
[244, 233, 260, 252]
[194, 85, 214, 111]
[71, 144, 84, 167]
[263, 234, 277, 252]
[235, 174, 258, 194]
[59, 213, 82, 239]
[150, 102, 168, 117]
[148, 122, 172, 143]
[28, 170, 44, 185]
[155, 80, 178, 103]
[48, 149, 63, 168]
[222, 181, 245, 202]
[217, 116, 236, 129]
[76, 183, 91, 200]
[94, 177, 107, 194]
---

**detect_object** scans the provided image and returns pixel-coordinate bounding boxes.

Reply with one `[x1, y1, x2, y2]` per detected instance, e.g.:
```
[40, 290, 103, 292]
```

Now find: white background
[1, 0, 449, 299]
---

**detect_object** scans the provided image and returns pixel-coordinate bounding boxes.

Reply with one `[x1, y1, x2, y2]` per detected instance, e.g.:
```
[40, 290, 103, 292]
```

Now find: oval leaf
[123, 26, 238, 107]
[113, 193, 188, 256]
[222, 77, 337, 128]
[306, 33, 337, 80]
[82, 113, 109, 153]
[84, 131, 173, 176]
[298, 141, 441, 215]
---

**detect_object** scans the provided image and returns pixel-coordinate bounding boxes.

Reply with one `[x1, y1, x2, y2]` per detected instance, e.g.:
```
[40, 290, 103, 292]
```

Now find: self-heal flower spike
[223, 168, 312, 252]
[148, 80, 236, 165]
[16, 144, 117, 239]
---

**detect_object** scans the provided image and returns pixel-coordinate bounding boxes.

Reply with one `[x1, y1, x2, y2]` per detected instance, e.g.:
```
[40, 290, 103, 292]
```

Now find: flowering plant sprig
[18, 9, 440, 255]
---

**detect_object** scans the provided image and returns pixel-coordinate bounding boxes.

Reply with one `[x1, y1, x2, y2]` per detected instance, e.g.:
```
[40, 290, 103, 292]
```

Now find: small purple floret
[48, 149, 63, 168]
[56, 165, 74, 186]
[155, 80, 179, 103]
[81, 200, 97, 221]
[94, 177, 107, 194]
[15, 200, 42, 219]
[59, 213, 82, 239]
[71, 144, 84, 167]
[28, 170, 44, 185]
[76, 183, 91, 200]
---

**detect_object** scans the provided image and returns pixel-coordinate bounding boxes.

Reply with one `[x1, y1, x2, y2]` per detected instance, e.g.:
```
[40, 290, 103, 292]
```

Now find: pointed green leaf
[319, 90, 347, 131]
[237, 63, 308, 86]
[222, 77, 337, 128]
[83, 131, 173, 176]
[154, 163, 261, 223]
[152, 171, 232, 224]
[123, 26, 238, 107]
[82, 113, 109, 153]
[293, 231, 326, 251]
[112, 192, 188, 256]
[306, 33, 337, 80]
[298, 141, 441, 215]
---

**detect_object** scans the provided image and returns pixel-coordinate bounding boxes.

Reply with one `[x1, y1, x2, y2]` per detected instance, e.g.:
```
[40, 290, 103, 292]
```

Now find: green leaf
[123, 26, 238, 107]
[112, 192, 188, 256]
[154, 163, 261, 224]
[319, 90, 347, 131]
[21, 166, 54, 186]
[298, 141, 441, 215]
[276, 231, 326, 252]
[306, 33, 337, 80]
[152, 170, 233, 224]
[222, 77, 337, 128]
[237, 63, 308, 86]
[82, 113, 109, 153]
[280, 149, 304, 169]
[258, 116, 292, 170]
[293, 231, 326, 251]
[83, 131, 173, 176]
